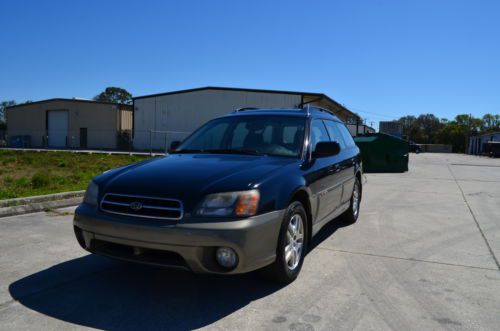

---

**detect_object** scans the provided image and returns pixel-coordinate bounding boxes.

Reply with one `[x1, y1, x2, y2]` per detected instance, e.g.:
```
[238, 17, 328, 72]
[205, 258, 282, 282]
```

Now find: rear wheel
[342, 177, 361, 224]
[267, 201, 307, 283]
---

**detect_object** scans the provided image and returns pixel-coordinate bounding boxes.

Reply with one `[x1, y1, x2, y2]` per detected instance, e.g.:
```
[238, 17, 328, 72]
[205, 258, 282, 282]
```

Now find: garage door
[48, 110, 68, 148]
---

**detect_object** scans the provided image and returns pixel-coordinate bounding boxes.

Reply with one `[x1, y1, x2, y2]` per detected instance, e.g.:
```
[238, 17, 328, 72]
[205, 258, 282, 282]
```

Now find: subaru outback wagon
[74, 106, 362, 283]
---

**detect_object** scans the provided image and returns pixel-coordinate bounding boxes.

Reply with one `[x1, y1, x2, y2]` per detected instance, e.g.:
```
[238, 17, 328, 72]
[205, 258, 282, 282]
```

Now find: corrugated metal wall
[469, 132, 500, 154]
[133, 89, 301, 150]
[120, 110, 133, 131]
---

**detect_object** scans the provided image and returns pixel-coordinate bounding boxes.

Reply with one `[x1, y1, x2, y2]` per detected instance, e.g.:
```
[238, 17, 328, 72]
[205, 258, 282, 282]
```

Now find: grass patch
[0, 150, 151, 200]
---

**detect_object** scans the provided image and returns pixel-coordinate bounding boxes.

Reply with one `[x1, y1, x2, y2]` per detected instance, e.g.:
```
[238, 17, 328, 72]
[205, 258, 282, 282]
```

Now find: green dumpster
[354, 133, 409, 173]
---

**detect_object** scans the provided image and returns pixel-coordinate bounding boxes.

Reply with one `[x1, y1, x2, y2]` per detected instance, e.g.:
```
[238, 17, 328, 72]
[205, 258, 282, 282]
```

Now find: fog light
[216, 247, 238, 269]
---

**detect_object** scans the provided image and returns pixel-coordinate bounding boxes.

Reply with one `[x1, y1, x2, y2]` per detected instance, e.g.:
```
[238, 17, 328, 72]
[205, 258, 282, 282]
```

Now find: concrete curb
[0, 191, 84, 218]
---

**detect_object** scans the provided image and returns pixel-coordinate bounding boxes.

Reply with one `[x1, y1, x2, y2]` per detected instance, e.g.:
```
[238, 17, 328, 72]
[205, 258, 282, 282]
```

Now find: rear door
[321, 120, 347, 216]
[48, 110, 68, 148]
[335, 122, 358, 205]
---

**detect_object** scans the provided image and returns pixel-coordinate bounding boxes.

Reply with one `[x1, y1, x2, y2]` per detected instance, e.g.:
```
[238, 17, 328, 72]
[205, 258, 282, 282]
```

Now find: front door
[80, 128, 87, 149]
[48, 110, 68, 148]
[306, 119, 341, 223]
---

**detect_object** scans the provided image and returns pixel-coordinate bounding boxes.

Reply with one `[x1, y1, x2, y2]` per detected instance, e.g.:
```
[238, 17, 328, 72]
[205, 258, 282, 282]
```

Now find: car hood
[98, 153, 298, 211]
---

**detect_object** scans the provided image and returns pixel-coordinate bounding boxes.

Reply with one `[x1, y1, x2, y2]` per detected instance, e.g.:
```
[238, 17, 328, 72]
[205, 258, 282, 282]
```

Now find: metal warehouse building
[132, 86, 361, 151]
[469, 131, 500, 155]
[6, 99, 133, 149]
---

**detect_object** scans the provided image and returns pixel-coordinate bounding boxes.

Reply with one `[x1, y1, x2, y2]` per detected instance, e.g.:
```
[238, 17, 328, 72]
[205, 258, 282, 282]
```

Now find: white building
[132, 86, 360, 151]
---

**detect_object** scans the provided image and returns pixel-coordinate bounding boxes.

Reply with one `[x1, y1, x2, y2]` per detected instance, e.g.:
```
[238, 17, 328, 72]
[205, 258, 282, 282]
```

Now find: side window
[336, 123, 356, 147]
[310, 119, 330, 151]
[323, 120, 346, 149]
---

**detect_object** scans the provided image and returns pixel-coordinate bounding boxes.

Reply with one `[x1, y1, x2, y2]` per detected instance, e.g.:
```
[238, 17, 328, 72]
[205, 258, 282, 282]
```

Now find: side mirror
[313, 141, 341, 158]
[170, 140, 181, 151]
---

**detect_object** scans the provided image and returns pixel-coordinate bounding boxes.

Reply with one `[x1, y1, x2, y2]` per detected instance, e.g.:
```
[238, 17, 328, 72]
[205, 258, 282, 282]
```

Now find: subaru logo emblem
[130, 201, 143, 211]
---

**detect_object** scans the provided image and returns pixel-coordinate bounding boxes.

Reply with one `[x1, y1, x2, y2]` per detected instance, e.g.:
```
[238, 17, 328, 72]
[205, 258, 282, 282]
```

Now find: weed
[16, 176, 30, 187]
[32, 171, 51, 189]
[0, 151, 150, 199]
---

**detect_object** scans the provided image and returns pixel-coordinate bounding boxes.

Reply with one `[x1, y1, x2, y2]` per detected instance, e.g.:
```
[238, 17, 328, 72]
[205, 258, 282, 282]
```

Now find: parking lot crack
[316, 247, 498, 271]
[447, 164, 500, 273]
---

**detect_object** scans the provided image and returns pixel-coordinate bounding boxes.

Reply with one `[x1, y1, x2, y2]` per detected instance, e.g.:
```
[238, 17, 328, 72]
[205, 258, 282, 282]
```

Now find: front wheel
[341, 177, 361, 224]
[267, 201, 307, 284]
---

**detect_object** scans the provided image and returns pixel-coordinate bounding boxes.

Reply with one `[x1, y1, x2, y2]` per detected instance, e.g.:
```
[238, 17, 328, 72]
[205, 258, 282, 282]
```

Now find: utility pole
[465, 113, 472, 154]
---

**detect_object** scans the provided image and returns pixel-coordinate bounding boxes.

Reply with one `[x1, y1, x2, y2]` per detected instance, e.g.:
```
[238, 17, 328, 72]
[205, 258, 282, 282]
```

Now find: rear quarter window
[336, 123, 356, 148]
[323, 120, 346, 149]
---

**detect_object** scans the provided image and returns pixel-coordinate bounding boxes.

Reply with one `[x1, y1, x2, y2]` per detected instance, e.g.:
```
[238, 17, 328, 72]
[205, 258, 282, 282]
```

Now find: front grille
[100, 193, 183, 220]
[90, 239, 188, 269]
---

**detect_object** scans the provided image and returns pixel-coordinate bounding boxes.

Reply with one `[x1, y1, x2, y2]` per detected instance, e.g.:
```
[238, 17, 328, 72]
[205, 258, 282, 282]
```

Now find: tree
[435, 114, 481, 153]
[398, 114, 444, 143]
[0, 100, 16, 124]
[481, 114, 499, 132]
[398, 115, 422, 142]
[416, 114, 443, 144]
[398, 112, 498, 152]
[436, 121, 468, 153]
[94, 87, 132, 105]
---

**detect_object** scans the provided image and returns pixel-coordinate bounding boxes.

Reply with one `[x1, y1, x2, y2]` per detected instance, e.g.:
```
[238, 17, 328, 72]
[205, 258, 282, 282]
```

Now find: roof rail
[235, 107, 259, 112]
[302, 105, 337, 116]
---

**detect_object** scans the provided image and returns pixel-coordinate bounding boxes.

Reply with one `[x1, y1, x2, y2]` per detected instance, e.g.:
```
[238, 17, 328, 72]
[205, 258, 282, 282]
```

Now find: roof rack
[234, 107, 259, 112]
[302, 105, 337, 116]
[233, 106, 339, 118]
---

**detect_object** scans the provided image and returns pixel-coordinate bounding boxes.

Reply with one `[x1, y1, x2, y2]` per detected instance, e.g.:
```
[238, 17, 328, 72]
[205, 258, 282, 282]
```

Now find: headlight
[196, 190, 260, 217]
[83, 181, 99, 206]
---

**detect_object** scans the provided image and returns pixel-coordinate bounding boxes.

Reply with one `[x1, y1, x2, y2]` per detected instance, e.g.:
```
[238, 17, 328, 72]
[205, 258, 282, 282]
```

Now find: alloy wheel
[352, 180, 360, 218]
[285, 214, 304, 270]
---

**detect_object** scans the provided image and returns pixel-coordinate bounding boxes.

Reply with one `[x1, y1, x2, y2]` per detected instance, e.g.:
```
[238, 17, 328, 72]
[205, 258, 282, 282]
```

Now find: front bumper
[73, 204, 284, 274]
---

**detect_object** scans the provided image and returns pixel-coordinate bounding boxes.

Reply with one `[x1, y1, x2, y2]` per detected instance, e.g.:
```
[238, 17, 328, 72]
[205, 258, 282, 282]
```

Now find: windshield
[175, 116, 306, 157]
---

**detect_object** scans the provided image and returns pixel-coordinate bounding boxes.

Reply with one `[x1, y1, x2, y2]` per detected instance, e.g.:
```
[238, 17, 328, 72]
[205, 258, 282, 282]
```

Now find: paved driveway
[1, 153, 499, 330]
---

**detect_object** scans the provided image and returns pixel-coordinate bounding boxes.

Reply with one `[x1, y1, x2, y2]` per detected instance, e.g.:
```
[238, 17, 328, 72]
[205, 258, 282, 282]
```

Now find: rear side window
[323, 120, 346, 149]
[310, 119, 330, 151]
[336, 123, 356, 147]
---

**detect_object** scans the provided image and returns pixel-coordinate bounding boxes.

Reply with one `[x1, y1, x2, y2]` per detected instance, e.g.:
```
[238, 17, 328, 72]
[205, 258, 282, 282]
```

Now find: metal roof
[5, 98, 132, 109]
[132, 86, 359, 120]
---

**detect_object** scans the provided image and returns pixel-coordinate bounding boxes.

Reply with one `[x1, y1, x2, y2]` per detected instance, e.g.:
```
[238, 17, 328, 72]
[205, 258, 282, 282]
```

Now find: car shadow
[308, 217, 354, 252]
[8, 217, 352, 330]
[9, 255, 283, 330]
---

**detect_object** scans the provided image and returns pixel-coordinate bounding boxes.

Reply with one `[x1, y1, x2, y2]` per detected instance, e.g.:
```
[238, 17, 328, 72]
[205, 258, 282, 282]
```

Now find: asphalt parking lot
[0, 153, 499, 330]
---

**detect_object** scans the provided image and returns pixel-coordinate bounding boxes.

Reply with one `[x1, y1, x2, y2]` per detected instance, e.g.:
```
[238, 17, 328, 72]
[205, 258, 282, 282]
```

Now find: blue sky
[1, 0, 499, 126]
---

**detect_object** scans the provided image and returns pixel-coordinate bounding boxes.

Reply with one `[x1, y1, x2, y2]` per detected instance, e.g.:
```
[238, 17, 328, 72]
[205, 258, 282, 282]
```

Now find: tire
[267, 201, 308, 284]
[341, 176, 361, 224]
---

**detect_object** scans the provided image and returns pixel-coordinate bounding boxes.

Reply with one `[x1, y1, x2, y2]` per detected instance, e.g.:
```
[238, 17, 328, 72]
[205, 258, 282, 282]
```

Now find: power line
[344, 105, 398, 119]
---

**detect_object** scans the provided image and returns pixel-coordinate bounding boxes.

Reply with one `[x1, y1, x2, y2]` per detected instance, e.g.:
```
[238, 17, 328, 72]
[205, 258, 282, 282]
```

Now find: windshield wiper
[205, 149, 266, 156]
[170, 149, 205, 154]
[171, 149, 265, 156]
